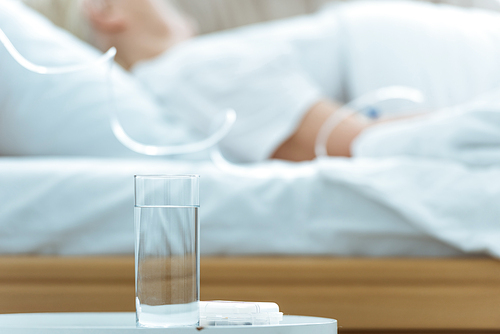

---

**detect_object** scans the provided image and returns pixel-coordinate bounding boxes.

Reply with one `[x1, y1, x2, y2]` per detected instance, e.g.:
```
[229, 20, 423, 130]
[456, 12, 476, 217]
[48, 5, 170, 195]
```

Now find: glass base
[136, 301, 199, 328]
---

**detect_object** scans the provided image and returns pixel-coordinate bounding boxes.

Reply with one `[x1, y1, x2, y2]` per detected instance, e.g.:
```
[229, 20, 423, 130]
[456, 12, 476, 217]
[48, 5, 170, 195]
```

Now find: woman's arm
[271, 99, 370, 161]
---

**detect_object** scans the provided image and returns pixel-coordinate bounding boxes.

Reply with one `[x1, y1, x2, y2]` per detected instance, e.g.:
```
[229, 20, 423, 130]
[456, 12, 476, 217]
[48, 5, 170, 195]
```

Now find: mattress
[0, 156, 482, 257]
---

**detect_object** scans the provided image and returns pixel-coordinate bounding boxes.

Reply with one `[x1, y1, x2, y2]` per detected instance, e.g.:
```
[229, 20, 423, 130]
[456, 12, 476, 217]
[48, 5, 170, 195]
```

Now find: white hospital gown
[133, 1, 500, 163]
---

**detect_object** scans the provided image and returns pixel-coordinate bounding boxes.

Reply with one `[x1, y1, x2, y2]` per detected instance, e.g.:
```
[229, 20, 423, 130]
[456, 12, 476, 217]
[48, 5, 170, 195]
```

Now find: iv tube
[0, 28, 117, 74]
[0, 26, 235, 156]
[109, 108, 236, 156]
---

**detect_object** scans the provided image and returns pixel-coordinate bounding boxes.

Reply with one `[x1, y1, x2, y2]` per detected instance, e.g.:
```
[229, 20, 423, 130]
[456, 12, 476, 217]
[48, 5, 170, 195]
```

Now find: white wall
[171, 0, 500, 34]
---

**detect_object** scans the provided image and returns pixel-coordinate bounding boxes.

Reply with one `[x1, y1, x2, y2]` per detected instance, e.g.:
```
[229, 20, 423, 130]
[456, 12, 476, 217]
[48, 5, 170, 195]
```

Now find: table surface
[0, 313, 337, 334]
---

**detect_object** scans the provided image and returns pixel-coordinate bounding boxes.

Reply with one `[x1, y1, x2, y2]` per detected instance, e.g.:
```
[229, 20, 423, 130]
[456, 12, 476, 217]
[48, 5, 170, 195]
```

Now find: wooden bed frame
[0, 256, 499, 333]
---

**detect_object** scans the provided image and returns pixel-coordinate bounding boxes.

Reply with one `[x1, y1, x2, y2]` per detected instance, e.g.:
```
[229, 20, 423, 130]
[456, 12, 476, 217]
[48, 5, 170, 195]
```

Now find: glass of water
[134, 175, 200, 328]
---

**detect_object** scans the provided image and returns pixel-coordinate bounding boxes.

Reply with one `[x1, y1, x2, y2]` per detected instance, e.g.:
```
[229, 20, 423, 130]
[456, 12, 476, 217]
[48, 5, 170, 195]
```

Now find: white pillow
[0, 0, 196, 157]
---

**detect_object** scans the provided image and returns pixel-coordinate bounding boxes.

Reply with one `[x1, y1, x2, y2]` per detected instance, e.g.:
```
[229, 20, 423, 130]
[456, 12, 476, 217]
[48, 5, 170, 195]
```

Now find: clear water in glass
[135, 205, 199, 327]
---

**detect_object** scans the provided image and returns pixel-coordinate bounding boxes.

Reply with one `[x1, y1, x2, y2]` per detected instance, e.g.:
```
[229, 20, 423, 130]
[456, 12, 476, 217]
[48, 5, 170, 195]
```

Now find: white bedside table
[0, 313, 337, 333]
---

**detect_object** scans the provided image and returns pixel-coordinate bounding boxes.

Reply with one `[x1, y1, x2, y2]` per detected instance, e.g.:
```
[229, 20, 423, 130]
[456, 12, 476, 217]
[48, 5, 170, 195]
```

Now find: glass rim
[134, 174, 200, 179]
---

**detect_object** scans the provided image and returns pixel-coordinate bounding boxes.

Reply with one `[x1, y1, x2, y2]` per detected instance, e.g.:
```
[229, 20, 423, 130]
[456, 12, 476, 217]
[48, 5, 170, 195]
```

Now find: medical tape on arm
[314, 86, 426, 158]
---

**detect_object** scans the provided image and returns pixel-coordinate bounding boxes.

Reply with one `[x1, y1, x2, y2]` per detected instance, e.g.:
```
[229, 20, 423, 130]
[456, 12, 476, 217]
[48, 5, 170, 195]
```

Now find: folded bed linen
[0, 157, 497, 257]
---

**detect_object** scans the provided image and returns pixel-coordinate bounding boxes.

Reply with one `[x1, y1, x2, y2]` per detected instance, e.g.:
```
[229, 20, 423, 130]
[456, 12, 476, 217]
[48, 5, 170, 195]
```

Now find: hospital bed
[0, 157, 499, 333]
[1, 0, 500, 333]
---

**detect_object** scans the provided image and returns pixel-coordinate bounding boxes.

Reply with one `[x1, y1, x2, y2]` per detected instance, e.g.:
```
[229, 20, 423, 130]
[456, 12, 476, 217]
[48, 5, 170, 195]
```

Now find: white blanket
[0, 157, 497, 257]
[340, 2, 500, 166]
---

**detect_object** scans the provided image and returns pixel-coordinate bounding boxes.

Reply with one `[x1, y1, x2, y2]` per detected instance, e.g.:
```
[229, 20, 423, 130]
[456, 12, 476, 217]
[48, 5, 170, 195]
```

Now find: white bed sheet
[0, 156, 488, 257]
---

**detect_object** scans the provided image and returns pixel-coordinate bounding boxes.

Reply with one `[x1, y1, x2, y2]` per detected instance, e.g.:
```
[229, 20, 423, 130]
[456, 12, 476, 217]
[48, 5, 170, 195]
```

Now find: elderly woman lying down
[20, 0, 500, 165]
[0, 0, 499, 257]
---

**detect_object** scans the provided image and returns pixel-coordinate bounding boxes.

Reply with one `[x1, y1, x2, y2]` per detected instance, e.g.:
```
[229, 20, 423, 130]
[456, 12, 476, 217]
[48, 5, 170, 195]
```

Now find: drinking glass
[134, 175, 200, 328]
